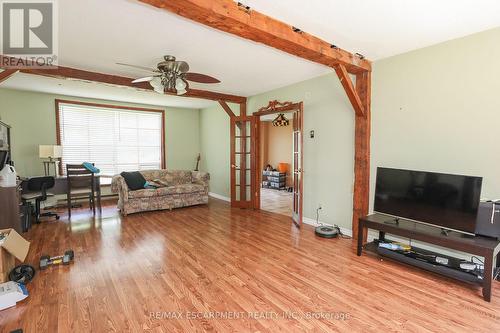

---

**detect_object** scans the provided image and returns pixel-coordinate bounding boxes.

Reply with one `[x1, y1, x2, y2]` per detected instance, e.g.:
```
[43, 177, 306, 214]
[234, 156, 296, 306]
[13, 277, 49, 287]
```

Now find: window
[56, 100, 164, 180]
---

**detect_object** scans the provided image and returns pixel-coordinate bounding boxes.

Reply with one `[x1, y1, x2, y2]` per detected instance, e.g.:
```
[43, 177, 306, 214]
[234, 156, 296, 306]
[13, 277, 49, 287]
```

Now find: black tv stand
[383, 217, 400, 225]
[357, 214, 500, 302]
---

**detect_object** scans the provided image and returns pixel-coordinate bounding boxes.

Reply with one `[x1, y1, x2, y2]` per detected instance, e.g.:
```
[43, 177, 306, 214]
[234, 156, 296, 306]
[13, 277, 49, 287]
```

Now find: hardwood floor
[0, 199, 499, 332]
[260, 188, 293, 217]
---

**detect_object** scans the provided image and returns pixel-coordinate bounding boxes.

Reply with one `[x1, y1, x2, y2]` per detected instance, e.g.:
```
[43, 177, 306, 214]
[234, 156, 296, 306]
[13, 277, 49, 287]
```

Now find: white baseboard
[209, 192, 230, 202]
[302, 217, 353, 237]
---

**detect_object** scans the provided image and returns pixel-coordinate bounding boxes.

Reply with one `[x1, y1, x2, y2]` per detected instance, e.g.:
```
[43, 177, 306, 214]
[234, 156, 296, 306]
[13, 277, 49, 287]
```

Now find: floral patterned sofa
[111, 170, 210, 215]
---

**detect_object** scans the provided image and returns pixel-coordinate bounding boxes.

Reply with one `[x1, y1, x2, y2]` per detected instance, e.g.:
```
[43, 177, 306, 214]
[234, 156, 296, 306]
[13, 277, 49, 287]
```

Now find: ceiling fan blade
[184, 72, 220, 84]
[132, 76, 158, 83]
[116, 63, 159, 73]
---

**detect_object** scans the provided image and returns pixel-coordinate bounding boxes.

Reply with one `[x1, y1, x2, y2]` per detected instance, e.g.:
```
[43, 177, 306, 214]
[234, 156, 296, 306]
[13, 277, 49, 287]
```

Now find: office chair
[21, 176, 60, 223]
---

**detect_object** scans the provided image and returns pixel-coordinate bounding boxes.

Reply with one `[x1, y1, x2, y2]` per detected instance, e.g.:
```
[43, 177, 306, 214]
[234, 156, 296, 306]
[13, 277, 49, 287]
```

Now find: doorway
[259, 113, 294, 217]
[253, 100, 303, 227]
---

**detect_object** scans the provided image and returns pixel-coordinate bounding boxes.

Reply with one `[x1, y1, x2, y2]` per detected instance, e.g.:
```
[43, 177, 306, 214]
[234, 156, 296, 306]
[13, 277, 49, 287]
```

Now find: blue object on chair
[82, 162, 100, 174]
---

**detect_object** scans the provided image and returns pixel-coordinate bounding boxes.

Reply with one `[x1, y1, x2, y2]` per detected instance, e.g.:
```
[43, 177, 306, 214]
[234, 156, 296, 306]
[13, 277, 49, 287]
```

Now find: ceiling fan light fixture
[175, 78, 187, 90]
[125, 55, 219, 95]
[175, 78, 188, 95]
[272, 113, 289, 127]
[150, 76, 164, 93]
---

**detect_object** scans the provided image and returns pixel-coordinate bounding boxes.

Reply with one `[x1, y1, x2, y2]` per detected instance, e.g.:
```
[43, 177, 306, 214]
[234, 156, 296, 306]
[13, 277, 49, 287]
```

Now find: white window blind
[58, 102, 163, 178]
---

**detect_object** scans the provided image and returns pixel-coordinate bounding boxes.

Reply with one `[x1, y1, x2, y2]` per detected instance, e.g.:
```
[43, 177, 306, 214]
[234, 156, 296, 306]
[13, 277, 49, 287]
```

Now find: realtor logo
[1, 0, 58, 68]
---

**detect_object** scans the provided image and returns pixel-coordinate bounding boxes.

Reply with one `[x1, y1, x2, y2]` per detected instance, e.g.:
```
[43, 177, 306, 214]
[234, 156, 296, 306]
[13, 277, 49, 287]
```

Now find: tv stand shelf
[357, 214, 500, 302]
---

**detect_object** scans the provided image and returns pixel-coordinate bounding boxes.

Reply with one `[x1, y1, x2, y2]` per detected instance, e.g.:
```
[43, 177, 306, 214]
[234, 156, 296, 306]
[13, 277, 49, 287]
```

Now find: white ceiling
[51, 0, 330, 105]
[2, 0, 499, 108]
[246, 0, 500, 60]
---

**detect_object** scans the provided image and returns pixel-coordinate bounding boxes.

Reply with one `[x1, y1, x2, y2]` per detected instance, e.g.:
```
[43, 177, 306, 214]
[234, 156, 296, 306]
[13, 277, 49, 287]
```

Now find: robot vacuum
[315, 225, 340, 238]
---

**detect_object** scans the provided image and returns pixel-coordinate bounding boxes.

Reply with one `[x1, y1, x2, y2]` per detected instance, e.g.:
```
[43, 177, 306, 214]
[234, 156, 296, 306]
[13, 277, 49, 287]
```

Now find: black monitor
[374, 167, 483, 234]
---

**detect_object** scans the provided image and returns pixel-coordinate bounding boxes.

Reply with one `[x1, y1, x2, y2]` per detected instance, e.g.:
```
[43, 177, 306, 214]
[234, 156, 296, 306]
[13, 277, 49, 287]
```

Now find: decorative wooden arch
[254, 100, 295, 116]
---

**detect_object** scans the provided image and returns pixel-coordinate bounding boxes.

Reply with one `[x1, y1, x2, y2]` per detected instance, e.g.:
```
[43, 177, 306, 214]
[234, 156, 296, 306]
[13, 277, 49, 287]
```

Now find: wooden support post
[239, 101, 247, 117]
[218, 100, 236, 118]
[352, 71, 371, 241]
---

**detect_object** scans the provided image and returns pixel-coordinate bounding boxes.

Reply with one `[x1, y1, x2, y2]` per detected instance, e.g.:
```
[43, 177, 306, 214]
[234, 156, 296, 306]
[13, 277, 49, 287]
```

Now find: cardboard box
[0, 229, 30, 283]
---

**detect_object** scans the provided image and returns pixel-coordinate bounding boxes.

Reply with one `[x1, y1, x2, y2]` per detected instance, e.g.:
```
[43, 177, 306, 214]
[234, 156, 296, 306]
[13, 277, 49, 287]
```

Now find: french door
[230, 116, 257, 208]
[292, 104, 304, 226]
[230, 101, 303, 227]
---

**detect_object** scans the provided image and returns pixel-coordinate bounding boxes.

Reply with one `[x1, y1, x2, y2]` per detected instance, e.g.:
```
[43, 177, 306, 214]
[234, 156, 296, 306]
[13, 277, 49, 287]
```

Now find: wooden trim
[55, 99, 165, 113]
[253, 117, 261, 210]
[54, 99, 167, 175]
[230, 118, 236, 205]
[0, 69, 18, 84]
[334, 65, 364, 116]
[185, 88, 246, 104]
[253, 100, 303, 222]
[253, 100, 301, 116]
[1, 55, 246, 104]
[138, 0, 371, 74]
[55, 100, 63, 175]
[352, 72, 371, 240]
[161, 110, 166, 169]
[298, 102, 304, 227]
[218, 100, 235, 118]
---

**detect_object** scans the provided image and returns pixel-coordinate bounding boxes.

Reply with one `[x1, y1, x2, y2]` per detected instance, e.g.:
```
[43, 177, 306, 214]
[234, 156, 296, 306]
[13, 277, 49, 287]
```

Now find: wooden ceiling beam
[0, 56, 246, 104]
[138, 0, 371, 74]
[0, 69, 19, 84]
[334, 64, 364, 116]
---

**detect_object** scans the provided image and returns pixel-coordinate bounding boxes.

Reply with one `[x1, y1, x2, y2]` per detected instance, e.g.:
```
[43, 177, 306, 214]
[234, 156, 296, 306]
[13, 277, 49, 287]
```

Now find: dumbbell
[39, 250, 75, 270]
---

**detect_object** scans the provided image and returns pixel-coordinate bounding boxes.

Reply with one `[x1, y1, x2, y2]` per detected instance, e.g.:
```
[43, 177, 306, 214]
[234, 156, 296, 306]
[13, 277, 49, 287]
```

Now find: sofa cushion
[162, 171, 191, 186]
[120, 171, 147, 190]
[128, 184, 205, 199]
[140, 170, 169, 182]
[162, 183, 205, 195]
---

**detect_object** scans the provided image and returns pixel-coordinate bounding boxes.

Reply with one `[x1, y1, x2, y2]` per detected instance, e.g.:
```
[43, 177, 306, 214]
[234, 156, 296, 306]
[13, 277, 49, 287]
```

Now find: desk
[21, 175, 107, 213]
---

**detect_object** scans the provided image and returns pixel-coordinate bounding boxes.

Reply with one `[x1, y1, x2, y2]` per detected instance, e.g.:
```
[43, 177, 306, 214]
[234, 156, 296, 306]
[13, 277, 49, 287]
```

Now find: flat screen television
[374, 167, 483, 234]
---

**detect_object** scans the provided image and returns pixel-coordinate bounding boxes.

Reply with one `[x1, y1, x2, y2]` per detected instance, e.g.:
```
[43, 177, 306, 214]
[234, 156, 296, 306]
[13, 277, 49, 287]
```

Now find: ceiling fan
[117, 55, 220, 95]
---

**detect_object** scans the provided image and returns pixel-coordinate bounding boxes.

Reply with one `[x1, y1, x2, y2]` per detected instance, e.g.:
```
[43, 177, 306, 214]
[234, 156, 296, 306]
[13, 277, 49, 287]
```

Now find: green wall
[0, 88, 200, 177]
[200, 27, 500, 234]
[249, 75, 355, 228]
[200, 74, 355, 228]
[371, 27, 500, 208]
[198, 102, 240, 199]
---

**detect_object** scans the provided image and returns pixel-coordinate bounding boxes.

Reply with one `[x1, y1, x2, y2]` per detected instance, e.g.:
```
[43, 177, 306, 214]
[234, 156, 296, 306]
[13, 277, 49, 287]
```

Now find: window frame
[55, 99, 166, 176]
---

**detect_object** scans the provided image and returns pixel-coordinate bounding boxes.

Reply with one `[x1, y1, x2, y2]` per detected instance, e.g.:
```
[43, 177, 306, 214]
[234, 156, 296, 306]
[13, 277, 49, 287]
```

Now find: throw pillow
[120, 171, 147, 190]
